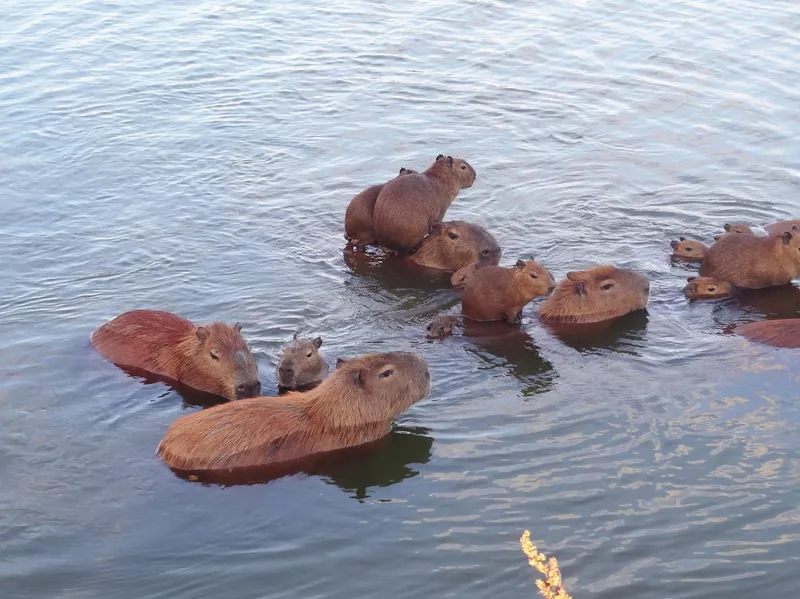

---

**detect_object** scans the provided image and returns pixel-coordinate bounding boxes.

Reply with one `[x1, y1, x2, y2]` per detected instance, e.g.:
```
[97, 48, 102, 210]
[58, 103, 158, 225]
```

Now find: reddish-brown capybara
[373, 154, 477, 253]
[538, 266, 650, 324]
[276, 333, 329, 391]
[461, 259, 556, 323]
[91, 310, 261, 400]
[426, 315, 462, 339]
[764, 220, 800, 236]
[699, 230, 800, 289]
[736, 319, 800, 348]
[683, 276, 734, 301]
[451, 262, 481, 290]
[670, 237, 708, 262]
[407, 221, 501, 272]
[156, 352, 430, 473]
[344, 167, 416, 249]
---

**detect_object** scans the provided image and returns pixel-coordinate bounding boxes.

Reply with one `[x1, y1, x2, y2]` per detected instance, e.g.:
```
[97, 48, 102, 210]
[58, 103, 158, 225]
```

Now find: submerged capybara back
[700, 231, 800, 288]
[736, 319, 800, 348]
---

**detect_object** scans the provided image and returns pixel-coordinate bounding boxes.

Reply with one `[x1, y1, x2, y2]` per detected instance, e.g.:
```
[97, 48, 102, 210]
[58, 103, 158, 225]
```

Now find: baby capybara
[91, 309, 261, 400]
[736, 319, 800, 348]
[407, 221, 501, 272]
[670, 238, 708, 262]
[764, 221, 800, 236]
[451, 262, 481, 290]
[538, 266, 650, 324]
[373, 154, 476, 253]
[461, 259, 556, 323]
[426, 315, 462, 339]
[683, 276, 734, 301]
[700, 230, 800, 289]
[156, 352, 431, 473]
[276, 333, 329, 391]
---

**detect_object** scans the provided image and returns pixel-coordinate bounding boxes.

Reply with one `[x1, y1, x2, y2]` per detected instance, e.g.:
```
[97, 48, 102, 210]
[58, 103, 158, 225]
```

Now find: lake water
[1, 0, 799, 597]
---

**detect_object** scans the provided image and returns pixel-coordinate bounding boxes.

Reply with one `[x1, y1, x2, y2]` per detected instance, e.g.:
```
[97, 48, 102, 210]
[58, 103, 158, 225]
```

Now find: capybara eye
[460, 164, 467, 170]
[447, 232, 458, 240]
[306, 352, 313, 358]
[601, 283, 614, 290]
[685, 247, 692, 252]
[379, 369, 394, 378]
[530, 274, 538, 279]
[708, 286, 716, 292]
[210, 349, 220, 360]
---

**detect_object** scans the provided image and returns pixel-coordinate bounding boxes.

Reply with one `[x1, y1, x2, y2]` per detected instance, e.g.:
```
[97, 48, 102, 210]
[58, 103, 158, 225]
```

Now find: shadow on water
[708, 284, 800, 331]
[114, 364, 230, 408]
[342, 245, 454, 296]
[539, 309, 650, 355]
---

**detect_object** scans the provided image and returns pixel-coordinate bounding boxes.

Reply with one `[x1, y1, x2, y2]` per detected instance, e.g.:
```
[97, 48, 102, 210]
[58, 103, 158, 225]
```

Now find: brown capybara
[344, 167, 416, 249]
[276, 333, 329, 391]
[699, 230, 800, 289]
[724, 223, 754, 235]
[373, 154, 477, 253]
[736, 319, 800, 348]
[538, 266, 650, 324]
[426, 315, 462, 339]
[764, 220, 800, 236]
[461, 259, 556, 323]
[407, 221, 501, 272]
[91, 309, 261, 400]
[451, 262, 481, 290]
[156, 352, 431, 473]
[683, 276, 734, 301]
[670, 237, 708, 262]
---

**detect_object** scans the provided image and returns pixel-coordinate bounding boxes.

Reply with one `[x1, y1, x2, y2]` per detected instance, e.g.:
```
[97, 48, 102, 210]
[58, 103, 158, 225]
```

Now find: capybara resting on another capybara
[156, 352, 430, 473]
[91, 309, 261, 400]
[764, 220, 800, 236]
[407, 221, 501, 272]
[537, 266, 650, 324]
[700, 230, 800, 289]
[461, 259, 556, 323]
[670, 238, 708, 262]
[373, 154, 476, 253]
[276, 333, 329, 391]
[451, 262, 481, 290]
[736, 319, 800, 348]
[426, 315, 463, 339]
[683, 276, 734, 301]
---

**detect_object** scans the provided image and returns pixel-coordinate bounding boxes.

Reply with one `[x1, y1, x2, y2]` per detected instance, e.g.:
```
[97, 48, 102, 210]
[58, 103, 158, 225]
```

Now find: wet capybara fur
[736, 319, 800, 348]
[156, 352, 431, 473]
[407, 221, 501, 272]
[538, 266, 650, 324]
[461, 259, 556, 323]
[700, 230, 800, 289]
[764, 220, 800, 236]
[426, 315, 462, 339]
[451, 262, 481, 290]
[91, 309, 261, 401]
[683, 276, 734, 301]
[276, 333, 329, 391]
[670, 237, 708, 262]
[373, 154, 477, 253]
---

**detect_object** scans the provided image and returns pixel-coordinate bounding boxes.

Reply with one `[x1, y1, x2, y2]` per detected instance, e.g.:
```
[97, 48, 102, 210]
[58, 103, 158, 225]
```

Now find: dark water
[2, 1, 799, 597]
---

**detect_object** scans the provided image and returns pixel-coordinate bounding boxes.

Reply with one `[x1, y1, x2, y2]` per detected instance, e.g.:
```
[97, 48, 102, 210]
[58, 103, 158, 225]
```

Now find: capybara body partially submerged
[91, 310, 261, 400]
[461, 260, 556, 323]
[373, 155, 477, 253]
[700, 230, 800, 289]
[736, 319, 800, 348]
[276, 334, 329, 391]
[156, 352, 431, 473]
[451, 262, 481, 290]
[764, 220, 800, 236]
[670, 238, 708, 262]
[724, 223, 754, 235]
[683, 276, 734, 301]
[538, 266, 650, 324]
[426, 315, 463, 339]
[407, 221, 501, 272]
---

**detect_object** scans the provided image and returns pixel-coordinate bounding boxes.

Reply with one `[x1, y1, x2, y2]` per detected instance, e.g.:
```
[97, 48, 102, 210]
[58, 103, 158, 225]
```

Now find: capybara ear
[352, 369, 364, 388]
[312, 337, 322, 349]
[399, 167, 407, 174]
[196, 327, 210, 342]
[515, 259, 526, 269]
[234, 322, 242, 332]
[426, 323, 433, 331]
[679, 237, 686, 241]
[724, 223, 732, 232]
[436, 154, 445, 161]
[781, 231, 793, 245]
[793, 225, 798, 231]
[687, 276, 697, 282]
[292, 332, 298, 340]
[566, 271, 580, 282]
[336, 357, 349, 368]
[713, 234, 721, 241]
[446, 156, 454, 168]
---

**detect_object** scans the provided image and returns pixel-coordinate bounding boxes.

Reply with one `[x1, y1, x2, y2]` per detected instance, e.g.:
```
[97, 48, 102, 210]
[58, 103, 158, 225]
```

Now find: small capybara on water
[683, 276, 734, 301]
[407, 221, 501, 272]
[764, 220, 800, 236]
[451, 262, 481, 290]
[538, 266, 650, 324]
[156, 352, 431, 473]
[91, 310, 261, 400]
[344, 167, 416, 249]
[700, 230, 800, 289]
[276, 333, 329, 391]
[426, 315, 462, 339]
[736, 319, 800, 348]
[714, 223, 755, 241]
[373, 154, 477, 253]
[461, 260, 556, 323]
[670, 237, 708, 262]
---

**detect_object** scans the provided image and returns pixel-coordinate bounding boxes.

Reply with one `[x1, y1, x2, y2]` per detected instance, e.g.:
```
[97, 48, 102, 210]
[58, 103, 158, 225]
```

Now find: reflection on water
[540, 310, 650, 355]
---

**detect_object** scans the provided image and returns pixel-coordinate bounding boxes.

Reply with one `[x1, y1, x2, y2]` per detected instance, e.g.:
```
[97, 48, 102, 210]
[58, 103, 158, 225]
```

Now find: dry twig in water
[520, 530, 572, 599]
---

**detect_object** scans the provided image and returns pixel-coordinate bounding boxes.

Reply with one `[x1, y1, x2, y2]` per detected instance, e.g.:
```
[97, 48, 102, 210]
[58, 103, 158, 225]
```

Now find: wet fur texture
[426, 315, 462, 338]
[764, 220, 800, 236]
[407, 221, 501, 272]
[344, 167, 416, 248]
[683, 276, 734, 301]
[451, 262, 481, 290]
[276, 334, 330, 390]
[700, 231, 800, 289]
[737, 319, 800, 348]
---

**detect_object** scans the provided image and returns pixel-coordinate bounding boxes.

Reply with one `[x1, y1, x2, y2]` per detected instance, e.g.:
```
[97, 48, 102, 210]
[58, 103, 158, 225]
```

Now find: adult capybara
[91, 309, 261, 400]
[451, 262, 481, 290]
[373, 154, 477, 253]
[683, 276, 734, 301]
[426, 315, 462, 339]
[736, 319, 800, 348]
[670, 237, 708, 262]
[538, 266, 650, 324]
[461, 260, 556, 323]
[764, 220, 800, 236]
[156, 352, 431, 473]
[344, 167, 416, 249]
[700, 230, 800, 289]
[276, 334, 329, 391]
[407, 221, 501, 272]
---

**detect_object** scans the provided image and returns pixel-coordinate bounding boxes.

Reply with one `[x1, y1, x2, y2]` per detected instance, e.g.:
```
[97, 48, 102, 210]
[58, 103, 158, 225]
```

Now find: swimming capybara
[426, 315, 462, 339]
[736, 319, 800, 348]
[670, 237, 708, 262]
[450, 262, 481, 290]
[538, 266, 650, 324]
[764, 220, 800, 236]
[91, 309, 261, 400]
[276, 333, 329, 391]
[461, 260, 556, 323]
[699, 230, 800, 289]
[724, 223, 754, 235]
[344, 167, 416, 249]
[156, 352, 431, 473]
[373, 154, 477, 253]
[683, 276, 734, 301]
[407, 221, 501, 272]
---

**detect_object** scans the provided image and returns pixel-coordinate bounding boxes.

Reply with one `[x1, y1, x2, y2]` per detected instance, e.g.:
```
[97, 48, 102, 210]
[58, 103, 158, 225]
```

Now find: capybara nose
[236, 380, 261, 399]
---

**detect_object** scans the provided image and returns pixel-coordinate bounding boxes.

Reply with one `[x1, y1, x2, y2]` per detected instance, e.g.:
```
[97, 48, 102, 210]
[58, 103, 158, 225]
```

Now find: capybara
[451, 262, 481, 290]
[276, 334, 329, 391]
[538, 266, 650, 324]
[373, 154, 477, 252]
[670, 237, 708, 262]
[407, 221, 501, 272]
[724, 223, 754, 235]
[91, 309, 261, 400]
[764, 220, 800, 236]
[156, 352, 431, 473]
[736, 319, 800, 348]
[461, 260, 556, 323]
[344, 167, 416, 249]
[426, 315, 462, 339]
[683, 276, 734, 301]
[699, 230, 800, 289]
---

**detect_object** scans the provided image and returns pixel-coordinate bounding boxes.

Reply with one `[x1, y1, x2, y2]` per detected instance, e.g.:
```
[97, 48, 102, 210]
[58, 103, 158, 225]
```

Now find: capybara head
[195, 322, 261, 400]
[426, 315, 461, 339]
[510, 259, 556, 300]
[276, 334, 329, 390]
[451, 262, 481, 290]
[780, 229, 800, 259]
[670, 237, 707, 261]
[398, 167, 416, 176]
[538, 266, 650, 324]
[416, 221, 501, 271]
[723, 223, 754, 235]
[431, 154, 477, 189]
[683, 276, 734, 301]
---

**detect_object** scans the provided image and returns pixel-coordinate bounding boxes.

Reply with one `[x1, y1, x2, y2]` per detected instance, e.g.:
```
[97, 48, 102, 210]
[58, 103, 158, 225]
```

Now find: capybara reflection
[156, 352, 431, 472]
[736, 319, 800, 348]
[276, 333, 329, 391]
[683, 276, 734, 301]
[538, 266, 650, 324]
[451, 262, 481, 290]
[407, 221, 501, 272]
[344, 167, 416, 249]
[426, 315, 462, 339]
[91, 310, 260, 400]
[764, 221, 800, 236]
[461, 259, 555, 323]
[670, 237, 708, 262]
[373, 154, 476, 252]
[700, 230, 800, 289]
